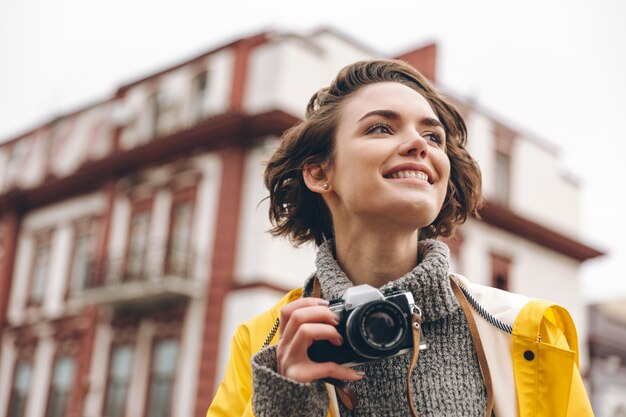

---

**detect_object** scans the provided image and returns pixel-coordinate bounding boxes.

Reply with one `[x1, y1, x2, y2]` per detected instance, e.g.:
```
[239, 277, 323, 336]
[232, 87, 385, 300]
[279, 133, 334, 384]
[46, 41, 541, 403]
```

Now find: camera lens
[363, 311, 399, 346]
[346, 300, 407, 359]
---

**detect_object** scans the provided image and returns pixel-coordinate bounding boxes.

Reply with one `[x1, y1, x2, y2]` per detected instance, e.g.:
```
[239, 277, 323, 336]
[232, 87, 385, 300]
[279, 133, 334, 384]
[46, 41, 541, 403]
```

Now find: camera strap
[450, 276, 495, 417]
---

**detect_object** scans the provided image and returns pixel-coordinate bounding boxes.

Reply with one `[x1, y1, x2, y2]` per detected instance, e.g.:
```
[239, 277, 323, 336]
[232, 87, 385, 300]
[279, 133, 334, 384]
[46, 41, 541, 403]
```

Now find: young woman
[207, 59, 593, 417]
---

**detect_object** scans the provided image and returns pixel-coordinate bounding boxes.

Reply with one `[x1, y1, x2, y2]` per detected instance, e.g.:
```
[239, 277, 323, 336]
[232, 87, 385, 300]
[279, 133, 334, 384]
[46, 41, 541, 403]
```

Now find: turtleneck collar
[306, 239, 459, 323]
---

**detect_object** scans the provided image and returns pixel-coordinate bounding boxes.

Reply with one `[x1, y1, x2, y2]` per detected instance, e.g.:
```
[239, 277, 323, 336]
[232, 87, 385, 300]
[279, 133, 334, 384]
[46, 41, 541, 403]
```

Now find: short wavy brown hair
[264, 59, 483, 246]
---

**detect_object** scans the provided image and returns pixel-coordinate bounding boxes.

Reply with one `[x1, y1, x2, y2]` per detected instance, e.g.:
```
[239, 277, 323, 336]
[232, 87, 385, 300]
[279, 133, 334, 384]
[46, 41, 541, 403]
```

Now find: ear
[303, 163, 332, 194]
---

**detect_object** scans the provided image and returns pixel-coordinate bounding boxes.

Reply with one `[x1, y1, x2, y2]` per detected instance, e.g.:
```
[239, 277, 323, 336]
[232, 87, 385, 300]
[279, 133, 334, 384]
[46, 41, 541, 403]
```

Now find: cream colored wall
[465, 109, 580, 235]
[0, 334, 17, 417]
[25, 329, 54, 417]
[244, 33, 372, 118]
[0, 147, 9, 190]
[511, 138, 580, 235]
[190, 153, 222, 283]
[461, 219, 589, 368]
[172, 297, 206, 417]
[7, 235, 34, 324]
[465, 112, 495, 198]
[235, 138, 317, 291]
[83, 313, 113, 417]
[126, 320, 154, 417]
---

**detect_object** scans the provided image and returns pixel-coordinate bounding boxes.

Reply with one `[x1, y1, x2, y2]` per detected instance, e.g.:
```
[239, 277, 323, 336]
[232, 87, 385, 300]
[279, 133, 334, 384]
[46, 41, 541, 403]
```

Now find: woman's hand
[276, 297, 365, 383]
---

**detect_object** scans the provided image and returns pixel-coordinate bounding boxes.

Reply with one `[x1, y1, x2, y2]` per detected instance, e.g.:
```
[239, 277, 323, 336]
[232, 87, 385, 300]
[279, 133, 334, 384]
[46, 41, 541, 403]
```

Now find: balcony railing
[75, 248, 203, 309]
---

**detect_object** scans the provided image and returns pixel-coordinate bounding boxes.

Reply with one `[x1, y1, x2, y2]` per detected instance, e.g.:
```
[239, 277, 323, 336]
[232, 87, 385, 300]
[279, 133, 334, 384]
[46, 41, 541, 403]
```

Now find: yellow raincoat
[207, 277, 594, 417]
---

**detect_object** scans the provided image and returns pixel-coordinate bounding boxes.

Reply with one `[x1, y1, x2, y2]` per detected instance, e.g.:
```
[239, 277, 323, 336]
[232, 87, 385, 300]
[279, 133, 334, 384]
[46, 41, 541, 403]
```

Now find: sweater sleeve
[251, 346, 329, 416]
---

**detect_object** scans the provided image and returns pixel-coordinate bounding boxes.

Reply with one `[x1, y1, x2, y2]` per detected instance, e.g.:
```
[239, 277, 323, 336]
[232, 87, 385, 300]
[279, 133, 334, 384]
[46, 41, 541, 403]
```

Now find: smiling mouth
[384, 170, 431, 184]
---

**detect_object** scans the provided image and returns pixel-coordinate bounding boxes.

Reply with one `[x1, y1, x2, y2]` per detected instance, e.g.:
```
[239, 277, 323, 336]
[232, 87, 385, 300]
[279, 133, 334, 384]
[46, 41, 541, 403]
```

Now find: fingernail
[354, 370, 365, 377]
[317, 299, 329, 305]
[332, 312, 341, 322]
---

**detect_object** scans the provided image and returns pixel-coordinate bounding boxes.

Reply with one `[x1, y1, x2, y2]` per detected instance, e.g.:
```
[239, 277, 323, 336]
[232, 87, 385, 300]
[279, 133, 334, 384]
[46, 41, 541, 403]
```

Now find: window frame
[143, 336, 180, 417]
[26, 229, 53, 308]
[164, 186, 197, 277]
[66, 216, 100, 296]
[7, 359, 33, 417]
[44, 353, 76, 417]
[492, 122, 516, 206]
[123, 198, 153, 281]
[490, 252, 512, 291]
[102, 342, 136, 417]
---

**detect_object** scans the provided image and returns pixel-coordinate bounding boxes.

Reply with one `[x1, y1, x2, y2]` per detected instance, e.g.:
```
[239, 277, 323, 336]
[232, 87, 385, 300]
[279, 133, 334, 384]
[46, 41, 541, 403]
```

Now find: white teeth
[388, 170, 429, 182]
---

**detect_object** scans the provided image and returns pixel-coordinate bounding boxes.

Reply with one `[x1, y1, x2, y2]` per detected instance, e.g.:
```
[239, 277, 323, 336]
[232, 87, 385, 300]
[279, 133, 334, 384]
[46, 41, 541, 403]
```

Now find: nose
[399, 131, 428, 158]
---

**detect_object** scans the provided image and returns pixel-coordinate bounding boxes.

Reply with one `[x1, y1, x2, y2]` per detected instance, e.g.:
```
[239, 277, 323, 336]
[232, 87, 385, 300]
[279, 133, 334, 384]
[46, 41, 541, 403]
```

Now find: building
[588, 300, 626, 417]
[0, 28, 603, 417]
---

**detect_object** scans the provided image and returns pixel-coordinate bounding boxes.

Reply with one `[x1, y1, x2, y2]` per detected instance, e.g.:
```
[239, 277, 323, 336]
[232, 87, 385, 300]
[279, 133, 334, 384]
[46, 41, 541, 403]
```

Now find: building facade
[588, 301, 626, 417]
[0, 28, 603, 417]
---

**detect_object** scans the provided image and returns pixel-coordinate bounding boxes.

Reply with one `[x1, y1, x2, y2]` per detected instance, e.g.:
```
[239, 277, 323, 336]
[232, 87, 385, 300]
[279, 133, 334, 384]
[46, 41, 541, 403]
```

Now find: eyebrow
[358, 109, 445, 130]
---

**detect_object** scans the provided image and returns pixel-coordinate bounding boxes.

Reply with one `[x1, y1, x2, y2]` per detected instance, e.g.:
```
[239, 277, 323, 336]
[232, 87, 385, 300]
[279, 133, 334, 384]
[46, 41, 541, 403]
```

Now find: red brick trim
[194, 145, 245, 416]
[229, 34, 269, 112]
[478, 201, 604, 262]
[394, 43, 438, 83]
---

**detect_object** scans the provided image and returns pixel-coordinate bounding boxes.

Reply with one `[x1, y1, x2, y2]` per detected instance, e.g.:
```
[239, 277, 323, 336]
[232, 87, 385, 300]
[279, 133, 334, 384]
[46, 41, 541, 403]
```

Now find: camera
[308, 284, 426, 366]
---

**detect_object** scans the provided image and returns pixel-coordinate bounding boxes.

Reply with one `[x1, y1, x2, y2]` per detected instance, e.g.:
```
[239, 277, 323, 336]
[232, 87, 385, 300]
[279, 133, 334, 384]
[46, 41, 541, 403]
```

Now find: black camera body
[308, 284, 425, 366]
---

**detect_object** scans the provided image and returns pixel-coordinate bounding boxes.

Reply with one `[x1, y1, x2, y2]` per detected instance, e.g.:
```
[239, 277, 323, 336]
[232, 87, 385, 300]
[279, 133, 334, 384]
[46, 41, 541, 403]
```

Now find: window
[7, 360, 31, 417]
[166, 198, 194, 276]
[190, 71, 208, 124]
[125, 207, 151, 279]
[494, 150, 511, 205]
[493, 123, 515, 206]
[29, 234, 51, 305]
[4, 142, 27, 188]
[104, 344, 134, 417]
[148, 91, 164, 138]
[145, 338, 179, 417]
[45, 355, 75, 417]
[69, 219, 98, 293]
[491, 253, 512, 291]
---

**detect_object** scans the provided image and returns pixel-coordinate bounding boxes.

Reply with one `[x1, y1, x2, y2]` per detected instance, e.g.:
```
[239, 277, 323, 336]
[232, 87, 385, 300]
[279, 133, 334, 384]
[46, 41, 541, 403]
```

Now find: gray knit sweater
[251, 240, 487, 416]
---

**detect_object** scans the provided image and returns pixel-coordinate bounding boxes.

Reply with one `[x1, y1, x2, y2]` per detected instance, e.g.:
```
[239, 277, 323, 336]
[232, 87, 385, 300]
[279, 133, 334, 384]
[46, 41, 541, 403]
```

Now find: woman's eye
[424, 132, 443, 144]
[365, 123, 392, 135]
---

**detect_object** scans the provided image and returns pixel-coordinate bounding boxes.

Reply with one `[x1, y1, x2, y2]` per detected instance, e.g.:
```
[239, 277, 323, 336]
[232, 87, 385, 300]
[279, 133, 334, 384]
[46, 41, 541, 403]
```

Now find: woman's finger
[278, 297, 329, 336]
[280, 305, 339, 343]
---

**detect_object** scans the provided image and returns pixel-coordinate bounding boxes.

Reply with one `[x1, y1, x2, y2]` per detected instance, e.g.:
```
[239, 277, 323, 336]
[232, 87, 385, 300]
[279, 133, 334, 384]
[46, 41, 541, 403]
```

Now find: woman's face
[325, 81, 451, 231]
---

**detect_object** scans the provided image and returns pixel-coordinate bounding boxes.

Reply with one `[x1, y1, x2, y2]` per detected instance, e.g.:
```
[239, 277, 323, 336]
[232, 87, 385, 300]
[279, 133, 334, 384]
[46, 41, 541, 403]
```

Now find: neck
[333, 227, 419, 288]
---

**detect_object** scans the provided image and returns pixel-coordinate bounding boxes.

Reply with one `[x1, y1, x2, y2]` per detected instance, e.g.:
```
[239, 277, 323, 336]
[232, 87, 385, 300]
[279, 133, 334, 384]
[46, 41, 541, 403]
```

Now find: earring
[322, 184, 329, 190]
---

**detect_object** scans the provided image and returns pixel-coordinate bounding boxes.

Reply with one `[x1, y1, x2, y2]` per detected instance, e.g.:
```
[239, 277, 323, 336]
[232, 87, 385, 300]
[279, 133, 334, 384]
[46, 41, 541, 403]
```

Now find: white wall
[511, 138, 580, 235]
[244, 33, 372, 118]
[461, 219, 589, 368]
[235, 138, 317, 291]
[0, 333, 17, 417]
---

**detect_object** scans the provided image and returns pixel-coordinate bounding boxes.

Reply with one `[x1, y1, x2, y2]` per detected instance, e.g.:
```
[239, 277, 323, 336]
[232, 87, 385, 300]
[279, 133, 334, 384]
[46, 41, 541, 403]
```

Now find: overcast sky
[1, 0, 624, 301]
